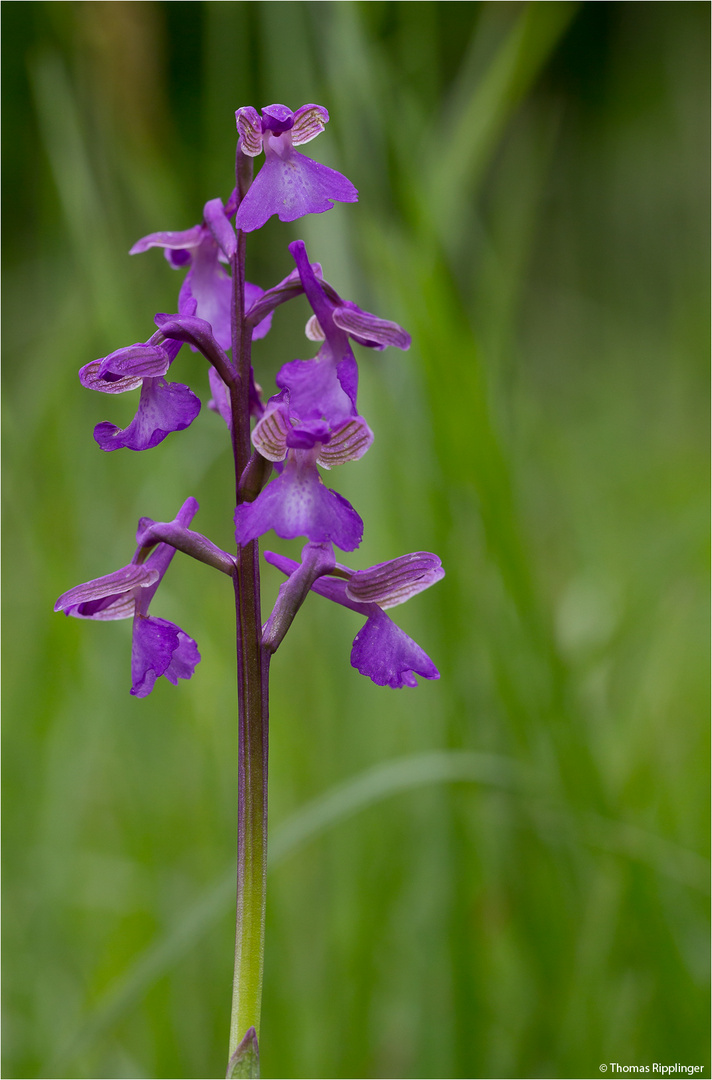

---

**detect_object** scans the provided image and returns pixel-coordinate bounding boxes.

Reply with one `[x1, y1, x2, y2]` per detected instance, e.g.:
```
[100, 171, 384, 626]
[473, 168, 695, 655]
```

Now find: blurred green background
[2, 2, 709, 1078]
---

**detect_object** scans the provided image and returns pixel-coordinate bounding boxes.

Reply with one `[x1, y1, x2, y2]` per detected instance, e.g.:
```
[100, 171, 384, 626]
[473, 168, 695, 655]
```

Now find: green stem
[228, 554, 268, 1069]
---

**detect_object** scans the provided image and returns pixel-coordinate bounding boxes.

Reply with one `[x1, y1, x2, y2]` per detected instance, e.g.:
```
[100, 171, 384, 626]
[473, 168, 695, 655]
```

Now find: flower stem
[228, 551, 268, 1074]
[227, 150, 268, 1080]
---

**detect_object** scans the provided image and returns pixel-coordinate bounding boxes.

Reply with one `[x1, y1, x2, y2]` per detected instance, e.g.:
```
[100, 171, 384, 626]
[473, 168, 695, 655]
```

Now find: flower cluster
[56, 102, 443, 694]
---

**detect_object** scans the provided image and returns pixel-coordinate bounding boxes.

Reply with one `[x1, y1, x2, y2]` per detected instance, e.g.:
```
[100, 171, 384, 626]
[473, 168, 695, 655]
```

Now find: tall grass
[3, 3, 708, 1078]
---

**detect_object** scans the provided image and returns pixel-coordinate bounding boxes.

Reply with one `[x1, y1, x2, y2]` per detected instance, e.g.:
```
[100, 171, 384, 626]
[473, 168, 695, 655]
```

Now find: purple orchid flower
[234, 390, 371, 551]
[130, 196, 273, 350]
[265, 545, 443, 688]
[276, 240, 411, 425]
[78, 314, 202, 452]
[234, 104, 358, 232]
[54, 499, 201, 697]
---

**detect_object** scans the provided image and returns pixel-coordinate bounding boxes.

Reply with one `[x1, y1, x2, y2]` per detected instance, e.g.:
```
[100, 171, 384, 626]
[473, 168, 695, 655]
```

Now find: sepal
[332, 304, 411, 351]
[316, 416, 373, 469]
[345, 553, 444, 609]
[251, 391, 291, 461]
[291, 104, 330, 145]
[130, 225, 203, 255]
[235, 107, 263, 156]
[203, 196, 237, 259]
[54, 564, 158, 620]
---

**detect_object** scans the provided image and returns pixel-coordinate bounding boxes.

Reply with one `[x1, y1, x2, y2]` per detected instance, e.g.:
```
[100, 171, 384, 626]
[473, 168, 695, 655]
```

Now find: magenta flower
[234, 390, 371, 551]
[130, 196, 273, 350]
[54, 499, 201, 697]
[265, 546, 443, 688]
[276, 240, 411, 424]
[78, 322, 201, 452]
[234, 104, 358, 232]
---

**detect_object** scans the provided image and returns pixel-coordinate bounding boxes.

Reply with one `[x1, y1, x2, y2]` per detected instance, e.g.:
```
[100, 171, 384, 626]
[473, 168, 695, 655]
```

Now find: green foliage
[3, 3, 708, 1078]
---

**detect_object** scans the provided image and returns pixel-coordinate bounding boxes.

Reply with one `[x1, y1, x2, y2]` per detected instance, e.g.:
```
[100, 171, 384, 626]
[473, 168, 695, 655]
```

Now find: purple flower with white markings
[235, 104, 358, 232]
[234, 390, 371, 551]
[276, 240, 411, 424]
[130, 196, 273, 350]
[78, 315, 202, 452]
[264, 545, 443, 688]
[54, 499, 201, 697]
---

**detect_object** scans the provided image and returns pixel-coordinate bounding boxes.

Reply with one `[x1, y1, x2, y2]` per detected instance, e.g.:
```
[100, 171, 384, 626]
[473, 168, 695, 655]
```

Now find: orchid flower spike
[265, 546, 444, 688]
[54, 499, 201, 697]
[234, 104, 358, 232]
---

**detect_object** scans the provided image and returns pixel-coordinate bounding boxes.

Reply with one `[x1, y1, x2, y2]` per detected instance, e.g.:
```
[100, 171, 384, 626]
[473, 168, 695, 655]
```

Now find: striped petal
[54, 564, 158, 620]
[345, 553, 444, 609]
[251, 395, 291, 461]
[305, 314, 325, 341]
[129, 225, 204, 255]
[235, 106, 263, 156]
[332, 304, 411, 351]
[316, 417, 373, 469]
[292, 104, 329, 145]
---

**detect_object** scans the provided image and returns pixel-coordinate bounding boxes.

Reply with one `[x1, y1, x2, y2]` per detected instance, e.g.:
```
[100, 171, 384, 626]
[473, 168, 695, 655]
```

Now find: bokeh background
[2, 3, 709, 1078]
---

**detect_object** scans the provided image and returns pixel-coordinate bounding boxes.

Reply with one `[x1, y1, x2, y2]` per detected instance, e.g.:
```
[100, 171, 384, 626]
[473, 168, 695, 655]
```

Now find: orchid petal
[79, 359, 143, 395]
[131, 615, 200, 697]
[208, 367, 233, 431]
[93, 378, 201, 452]
[305, 314, 325, 341]
[130, 225, 204, 255]
[332, 304, 411, 351]
[345, 553, 444, 609]
[261, 104, 295, 134]
[316, 416, 373, 469]
[203, 197, 237, 259]
[276, 355, 354, 423]
[286, 419, 331, 450]
[251, 396, 291, 461]
[54, 564, 159, 620]
[235, 106, 263, 156]
[179, 256, 232, 352]
[235, 150, 358, 233]
[291, 104, 329, 145]
[350, 608, 440, 688]
[235, 455, 363, 551]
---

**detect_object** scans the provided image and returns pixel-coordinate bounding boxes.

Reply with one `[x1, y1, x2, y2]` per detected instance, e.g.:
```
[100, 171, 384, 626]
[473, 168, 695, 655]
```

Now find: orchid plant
[54, 102, 443, 1078]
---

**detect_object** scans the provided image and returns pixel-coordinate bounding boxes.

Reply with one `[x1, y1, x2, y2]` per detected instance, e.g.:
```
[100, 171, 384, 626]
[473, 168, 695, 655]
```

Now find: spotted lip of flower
[265, 546, 443, 688]
[54, 499, 201, 697]
[130, 196, 273, 350]
[275, 240, 411, 426]
[234, 391, 371, 552]
[234, 104, 358, 232]
[78, 310, 201, 453]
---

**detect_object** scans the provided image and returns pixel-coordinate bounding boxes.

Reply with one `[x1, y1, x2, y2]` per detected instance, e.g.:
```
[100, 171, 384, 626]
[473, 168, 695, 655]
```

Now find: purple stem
[226, 149, 269, 1080]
